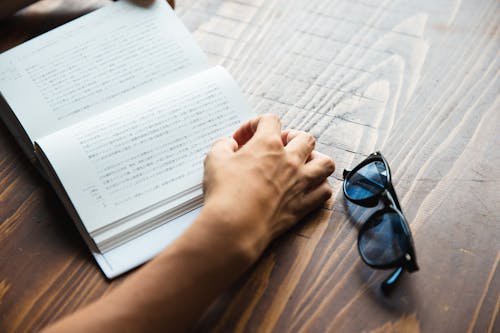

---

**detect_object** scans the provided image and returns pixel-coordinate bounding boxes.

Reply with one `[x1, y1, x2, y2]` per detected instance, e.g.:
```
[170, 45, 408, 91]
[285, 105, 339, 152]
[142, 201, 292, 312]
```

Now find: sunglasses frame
[343, 151, 418, 291]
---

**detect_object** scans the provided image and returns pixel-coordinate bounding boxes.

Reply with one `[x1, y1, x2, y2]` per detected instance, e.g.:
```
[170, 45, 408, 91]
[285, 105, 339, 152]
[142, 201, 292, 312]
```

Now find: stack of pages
[0, 0, 253, 278]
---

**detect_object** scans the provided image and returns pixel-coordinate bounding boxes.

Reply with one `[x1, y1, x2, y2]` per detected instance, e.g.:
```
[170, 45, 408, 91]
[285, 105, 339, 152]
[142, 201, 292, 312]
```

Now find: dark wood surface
[1, 0, 499, 332]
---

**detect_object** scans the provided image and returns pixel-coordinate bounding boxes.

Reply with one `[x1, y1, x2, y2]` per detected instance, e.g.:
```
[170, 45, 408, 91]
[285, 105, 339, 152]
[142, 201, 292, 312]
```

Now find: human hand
[39, 115, 334, 333]
[115, 0, 175, 9]
[201, 114, 335, 261]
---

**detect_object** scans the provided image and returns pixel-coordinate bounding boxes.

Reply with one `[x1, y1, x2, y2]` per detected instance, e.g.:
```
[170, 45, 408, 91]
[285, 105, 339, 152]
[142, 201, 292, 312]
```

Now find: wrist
[195, 201, 270, 266]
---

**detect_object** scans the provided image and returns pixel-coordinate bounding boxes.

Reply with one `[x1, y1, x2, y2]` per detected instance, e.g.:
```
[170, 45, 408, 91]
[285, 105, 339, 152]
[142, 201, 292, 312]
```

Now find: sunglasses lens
[345, 161, 388, 200]
[359, 211, 408, 266]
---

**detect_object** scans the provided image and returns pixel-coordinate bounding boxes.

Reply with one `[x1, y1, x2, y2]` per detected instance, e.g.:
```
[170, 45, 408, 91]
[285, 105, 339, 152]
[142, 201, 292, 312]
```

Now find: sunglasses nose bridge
[380, 189, 400, 209]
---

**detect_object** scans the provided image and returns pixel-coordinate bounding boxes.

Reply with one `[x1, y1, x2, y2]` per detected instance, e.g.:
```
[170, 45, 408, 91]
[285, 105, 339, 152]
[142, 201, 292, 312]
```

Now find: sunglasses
[343, 151, 418, 292]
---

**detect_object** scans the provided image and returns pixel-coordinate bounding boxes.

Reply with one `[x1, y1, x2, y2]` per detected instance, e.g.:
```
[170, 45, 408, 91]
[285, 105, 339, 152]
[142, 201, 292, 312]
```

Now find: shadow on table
[0, 119, 90, 257]
[343, 196, 418, 313]
[0, 7, 99, 52]
[0, 3, 105, 261]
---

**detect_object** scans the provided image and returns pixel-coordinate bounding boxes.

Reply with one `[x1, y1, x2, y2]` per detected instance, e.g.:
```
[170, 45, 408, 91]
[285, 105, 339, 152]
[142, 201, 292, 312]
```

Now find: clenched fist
[202, 114, 335, 260]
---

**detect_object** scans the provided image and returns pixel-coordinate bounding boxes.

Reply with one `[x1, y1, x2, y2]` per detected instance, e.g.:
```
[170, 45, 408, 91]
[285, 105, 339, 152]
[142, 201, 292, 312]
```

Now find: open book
[0, 0, 254, 278]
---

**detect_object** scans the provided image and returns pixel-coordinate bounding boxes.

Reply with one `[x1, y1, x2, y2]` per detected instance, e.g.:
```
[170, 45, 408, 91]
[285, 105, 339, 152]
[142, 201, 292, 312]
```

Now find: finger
[234, 114, 282, 147]
[285, 129, 301, 144]
[284, 131, 315, 162]
[128, 0, 154, 7]
[253, 114, 282, 139]
[305, 151, 336, 176]
[115, 0, 174, 8]
[281, 129, 290, 145]
[302, 151, 336, 190]
[284, 130, 316, 162]
[233, 118, 258, 147]
[297, 181, 333, 215]
[208, 137, 238, 157]
[282, 129, 300, 145]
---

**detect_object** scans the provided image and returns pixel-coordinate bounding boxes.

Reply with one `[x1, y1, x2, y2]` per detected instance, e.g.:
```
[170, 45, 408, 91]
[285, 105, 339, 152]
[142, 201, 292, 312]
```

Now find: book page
[36, 66, 254, 236]
[0, 0, 207, 142]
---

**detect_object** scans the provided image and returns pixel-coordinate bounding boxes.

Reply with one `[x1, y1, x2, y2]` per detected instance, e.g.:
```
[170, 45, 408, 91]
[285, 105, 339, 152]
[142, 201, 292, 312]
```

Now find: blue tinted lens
[345, 161, 388, 200]
[359, 211, 408, 266]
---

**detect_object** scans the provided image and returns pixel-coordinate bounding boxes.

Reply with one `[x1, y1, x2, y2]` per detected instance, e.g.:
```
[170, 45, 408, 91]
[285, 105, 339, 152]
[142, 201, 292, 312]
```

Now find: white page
[94, 207, 202, 279]
[37, 66, 254, 238]
[0, 0, 207, 142]
[92, 184, 203, 251]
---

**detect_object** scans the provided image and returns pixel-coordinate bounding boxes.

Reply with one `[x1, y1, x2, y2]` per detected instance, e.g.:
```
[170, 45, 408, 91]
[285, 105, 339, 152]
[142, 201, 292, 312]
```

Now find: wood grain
[1, 0, 499, 332]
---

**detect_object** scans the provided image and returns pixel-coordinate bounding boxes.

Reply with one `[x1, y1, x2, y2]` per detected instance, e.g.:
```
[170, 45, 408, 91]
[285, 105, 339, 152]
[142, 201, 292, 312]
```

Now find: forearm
[42, 115, 334, 333]
[43, 206, 261, 333]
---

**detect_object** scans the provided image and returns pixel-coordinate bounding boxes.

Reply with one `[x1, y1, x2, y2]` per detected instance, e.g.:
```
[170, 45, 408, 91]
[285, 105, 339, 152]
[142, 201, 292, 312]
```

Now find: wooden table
[1, 0, 498, 332]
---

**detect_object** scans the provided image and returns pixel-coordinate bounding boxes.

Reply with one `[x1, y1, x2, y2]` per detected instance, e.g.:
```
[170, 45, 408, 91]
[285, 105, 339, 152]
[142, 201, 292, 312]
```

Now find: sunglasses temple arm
[381, 266, 404, 294]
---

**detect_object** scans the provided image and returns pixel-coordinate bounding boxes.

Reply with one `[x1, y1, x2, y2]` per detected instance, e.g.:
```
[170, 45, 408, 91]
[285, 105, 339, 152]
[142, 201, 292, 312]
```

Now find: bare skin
[3, 3, 335, 331]
[0, 0, 176, 20]
[0, 0, 38, 20]
[2, 2, 336, 331]
[41, 114, 335, 332]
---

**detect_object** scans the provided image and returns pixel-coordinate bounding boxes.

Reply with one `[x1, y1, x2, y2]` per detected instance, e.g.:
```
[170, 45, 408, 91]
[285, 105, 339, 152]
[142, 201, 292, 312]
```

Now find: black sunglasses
[343, 151, 418, 292]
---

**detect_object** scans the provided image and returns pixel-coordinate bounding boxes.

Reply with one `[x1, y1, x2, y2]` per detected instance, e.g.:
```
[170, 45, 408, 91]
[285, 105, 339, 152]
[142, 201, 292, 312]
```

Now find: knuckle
[285, 156, 301, 171]
[299, 131, 315, 146]
[285, 129, 297, 143]
[304, 132, 316, 145]
[323, 157, 336, 173]
[264, 137, 283, 150]
[203, 153, 212, 166]
[262, 113, 280, 123]
[210, 138, 223, 150]
[214, 137, 230, 147]
[322, 182, 333, 198]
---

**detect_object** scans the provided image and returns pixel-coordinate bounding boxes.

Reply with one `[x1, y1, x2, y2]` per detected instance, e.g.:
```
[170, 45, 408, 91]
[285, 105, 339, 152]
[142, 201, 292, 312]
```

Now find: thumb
[209, 137, 238, 157]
